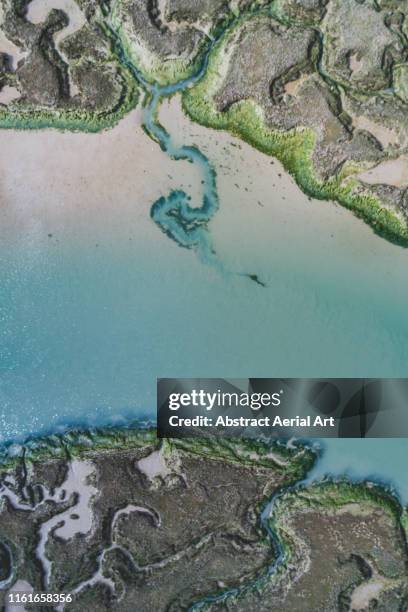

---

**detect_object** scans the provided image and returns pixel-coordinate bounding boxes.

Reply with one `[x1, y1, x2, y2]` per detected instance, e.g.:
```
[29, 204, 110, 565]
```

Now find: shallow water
[1, 87, 408, 504]
[307, 439, 408, 504]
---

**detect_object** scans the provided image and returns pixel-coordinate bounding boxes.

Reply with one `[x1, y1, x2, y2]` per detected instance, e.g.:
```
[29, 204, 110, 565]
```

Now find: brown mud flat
[0, 433, 406, 611]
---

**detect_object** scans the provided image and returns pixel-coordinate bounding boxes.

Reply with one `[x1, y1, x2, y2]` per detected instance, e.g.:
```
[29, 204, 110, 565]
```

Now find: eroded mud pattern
[0, 432, 407, 610]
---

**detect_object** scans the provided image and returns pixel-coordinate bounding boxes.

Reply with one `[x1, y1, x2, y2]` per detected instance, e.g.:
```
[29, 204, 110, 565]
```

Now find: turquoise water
[1, 24, 408, 506]
[114, 27, 220, 259]
[306, 439, 408, 504]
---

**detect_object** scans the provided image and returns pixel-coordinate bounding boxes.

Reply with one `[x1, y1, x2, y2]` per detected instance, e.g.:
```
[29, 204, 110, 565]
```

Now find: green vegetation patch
[0, 63, 139, 132]
[182, 16, 408, 245]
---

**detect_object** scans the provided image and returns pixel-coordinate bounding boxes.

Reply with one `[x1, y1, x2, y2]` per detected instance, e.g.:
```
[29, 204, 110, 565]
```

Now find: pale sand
[159, 96, 408, 271]
[0, 105, 203, 247]
[349, 562, 399, 612]
[0, 85, 20, 105]
[137, 448, 170, 480]
[53, 460, 98, 539]
[284, 74, 309, 97]
[26, 0, 86, 45]
[358, 156, 408, 187]
[36, 460, 98, 588]
[350, 578, 386, 611]
[352, 115, 398, 149]
[1, 93, 408, 286]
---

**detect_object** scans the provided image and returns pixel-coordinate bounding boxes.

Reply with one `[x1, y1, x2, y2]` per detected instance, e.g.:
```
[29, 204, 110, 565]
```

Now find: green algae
[402, 508, 408, 544]
[0, 425, 157, 470]
[182, 21, 408, 246]
[0, 1, 139, 133]
[0, 66, 139, 133]
[394, 64, 408, 105]
[277, 480, 405, 519]
[110, 17, 206, 88]
[110, 0, 273, 87]
[1, 426, 406, 608]
[263, 479, 408, 603]
[167, 435, 314, 477]
[0, 0, 407, 247]
[1, 0, 406, 247]
[0, 424, 311, 481]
